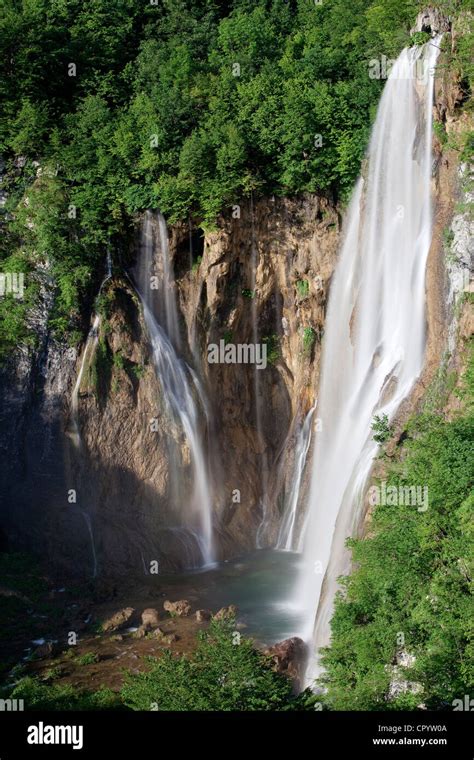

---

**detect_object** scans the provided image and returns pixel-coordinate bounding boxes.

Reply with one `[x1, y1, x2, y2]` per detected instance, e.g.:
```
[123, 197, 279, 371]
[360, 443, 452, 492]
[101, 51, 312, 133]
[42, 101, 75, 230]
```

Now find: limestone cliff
[0, 195, 339, 575]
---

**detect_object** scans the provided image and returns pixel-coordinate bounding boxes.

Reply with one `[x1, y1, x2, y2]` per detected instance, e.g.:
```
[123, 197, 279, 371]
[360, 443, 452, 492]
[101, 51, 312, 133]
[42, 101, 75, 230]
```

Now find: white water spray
[294, 40, 441, 684]
[276, 403, 317, 552]
[69, 250, 113, 575]
[134, 211, 214, 567]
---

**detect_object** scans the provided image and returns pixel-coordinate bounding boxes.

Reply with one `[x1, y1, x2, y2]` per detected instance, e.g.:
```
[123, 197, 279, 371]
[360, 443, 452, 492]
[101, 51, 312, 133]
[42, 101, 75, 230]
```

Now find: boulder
[195, 609, 212, 622]
[32, 641, 54, 660]
[163, 599, 191, 617]
[213, 605, 238, 621]
[141, 608, 160, 629]
[264, 637, 307, 691]
[102, 607, 135, 632]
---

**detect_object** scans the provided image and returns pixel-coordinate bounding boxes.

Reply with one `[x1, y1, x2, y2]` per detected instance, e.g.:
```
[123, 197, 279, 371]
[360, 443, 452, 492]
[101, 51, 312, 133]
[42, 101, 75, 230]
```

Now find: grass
[75, 652, 99, 666]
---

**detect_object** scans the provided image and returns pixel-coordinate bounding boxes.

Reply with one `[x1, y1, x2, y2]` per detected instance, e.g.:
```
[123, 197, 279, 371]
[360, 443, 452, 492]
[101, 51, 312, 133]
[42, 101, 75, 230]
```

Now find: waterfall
[276, 403, 317, 552]
[133, 210, 214, 568]
[293, 40, 441, 684]
[70, 314, 100, 449]
[70, 249, 113, 447]
[68, 251, 113, 576]
[80, 510, 98, 578]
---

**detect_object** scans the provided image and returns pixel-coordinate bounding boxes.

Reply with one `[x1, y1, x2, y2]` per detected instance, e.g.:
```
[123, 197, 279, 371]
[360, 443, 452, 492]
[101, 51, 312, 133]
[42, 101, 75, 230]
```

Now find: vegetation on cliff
[1, 0, 472, 356]
[320, 341, 474, 709]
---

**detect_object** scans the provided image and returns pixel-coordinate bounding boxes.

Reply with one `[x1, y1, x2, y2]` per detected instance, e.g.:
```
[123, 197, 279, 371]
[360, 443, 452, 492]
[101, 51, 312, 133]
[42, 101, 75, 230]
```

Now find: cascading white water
[293, 40, 441, 684]
[69, 251, 113, 575]
[70, 314, 101, 449]
[134, 211, 214, 567]
[276, 404, 317, 552]
[70, 250, 113, 447]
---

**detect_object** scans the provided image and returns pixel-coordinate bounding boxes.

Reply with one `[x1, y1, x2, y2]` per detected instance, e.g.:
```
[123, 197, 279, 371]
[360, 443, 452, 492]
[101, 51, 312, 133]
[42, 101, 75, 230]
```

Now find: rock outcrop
[0, 195, 339, 576]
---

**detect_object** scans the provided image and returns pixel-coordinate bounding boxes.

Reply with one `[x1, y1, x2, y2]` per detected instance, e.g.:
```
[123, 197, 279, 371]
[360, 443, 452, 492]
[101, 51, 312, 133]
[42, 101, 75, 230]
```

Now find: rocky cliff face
[1, 21, 470, 578]
[0, 195, 339, 576]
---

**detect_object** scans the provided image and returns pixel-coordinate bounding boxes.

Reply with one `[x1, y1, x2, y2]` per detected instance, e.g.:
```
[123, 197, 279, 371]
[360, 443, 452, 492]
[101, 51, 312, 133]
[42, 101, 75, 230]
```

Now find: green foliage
[7, 677, 120, 711]
[262, 334, 280, 365]
[121, 618, 315, 711]
[371, 413, 393, 444]
[320, 354, 474, 710]
[75, 652, 99, 666]
[41, 666, 62, 682]
[433, 119, 448, 146]
[0, 0, 471, 357]
[296, 279, 310, 299]
[302, 326, 316, 356]
[411, 32, 431, 46]
[192, 255, 202, 273]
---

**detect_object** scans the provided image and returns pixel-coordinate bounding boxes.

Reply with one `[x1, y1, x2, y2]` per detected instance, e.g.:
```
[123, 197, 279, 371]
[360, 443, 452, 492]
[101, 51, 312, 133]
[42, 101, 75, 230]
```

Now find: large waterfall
[293, 40, 441, 684]
[133, 211, 215, 567]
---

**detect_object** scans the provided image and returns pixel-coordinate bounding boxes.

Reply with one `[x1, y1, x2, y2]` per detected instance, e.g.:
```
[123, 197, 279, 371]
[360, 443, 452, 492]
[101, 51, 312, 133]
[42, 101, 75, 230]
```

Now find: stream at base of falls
[154, 549, 304, 645]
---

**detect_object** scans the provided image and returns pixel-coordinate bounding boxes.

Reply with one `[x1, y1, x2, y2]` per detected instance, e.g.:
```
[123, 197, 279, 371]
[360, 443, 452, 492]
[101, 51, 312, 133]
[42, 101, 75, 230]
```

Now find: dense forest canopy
[0, 0, 472, 353]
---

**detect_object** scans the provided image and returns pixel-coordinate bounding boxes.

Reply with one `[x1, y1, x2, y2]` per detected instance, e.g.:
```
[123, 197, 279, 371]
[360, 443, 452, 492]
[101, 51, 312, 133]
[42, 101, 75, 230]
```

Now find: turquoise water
[158, 549, 305, 645]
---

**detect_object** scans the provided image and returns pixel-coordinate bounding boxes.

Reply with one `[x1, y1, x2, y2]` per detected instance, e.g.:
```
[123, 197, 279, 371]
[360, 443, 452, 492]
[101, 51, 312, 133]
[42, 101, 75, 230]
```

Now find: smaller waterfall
[69, 251, 113, 575]
[80, 510, 98, 578]
[276, 403, 317, 552]
[134, 211, 215, 567]
[69, 314, 100, 449]
[70, 251, 113, 447]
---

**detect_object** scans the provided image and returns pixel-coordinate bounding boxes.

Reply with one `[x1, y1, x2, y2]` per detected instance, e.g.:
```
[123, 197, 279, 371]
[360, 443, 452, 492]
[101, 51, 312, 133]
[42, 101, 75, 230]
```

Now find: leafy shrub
[121, 619, 316, 711]
[296, 280, 310, 299]
[7, 677, 120, 711]
[75, 652, 99, 666]
[262, 334, 280, 365]
[371, 413, 392, 444]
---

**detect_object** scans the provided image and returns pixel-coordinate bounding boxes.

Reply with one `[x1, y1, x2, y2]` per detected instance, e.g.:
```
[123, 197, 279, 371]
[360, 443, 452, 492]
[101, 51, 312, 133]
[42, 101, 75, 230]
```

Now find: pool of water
[157, 549, 305, 645]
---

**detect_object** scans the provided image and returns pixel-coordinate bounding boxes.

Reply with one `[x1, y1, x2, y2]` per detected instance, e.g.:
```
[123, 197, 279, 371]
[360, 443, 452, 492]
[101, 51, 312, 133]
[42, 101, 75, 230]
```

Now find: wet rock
[32, 641, 54, 660]
[195, 609, 212, 622]
[264, 637, 307, 691]
[163, 599, 191, 617]
[410, 7, 451, 36]
[102, 607, 135, 632]
[213, 605, 238, 620]
[133, 626, 147, 639]
[141, 608, 160, 629]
